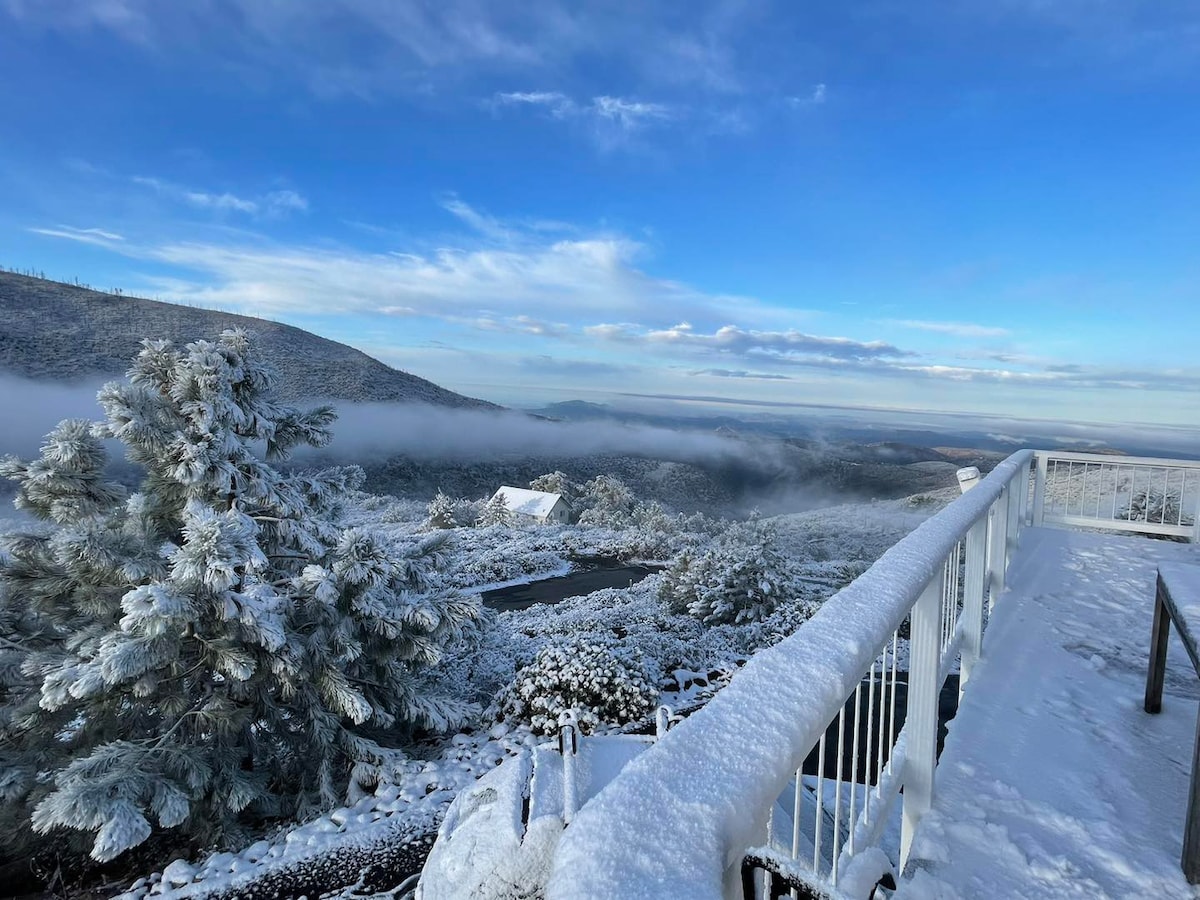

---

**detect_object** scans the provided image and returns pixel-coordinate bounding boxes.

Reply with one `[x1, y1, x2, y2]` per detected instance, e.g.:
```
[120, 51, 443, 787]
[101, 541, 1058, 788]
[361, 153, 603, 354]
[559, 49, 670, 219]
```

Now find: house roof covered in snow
[493, 487, 567, 518]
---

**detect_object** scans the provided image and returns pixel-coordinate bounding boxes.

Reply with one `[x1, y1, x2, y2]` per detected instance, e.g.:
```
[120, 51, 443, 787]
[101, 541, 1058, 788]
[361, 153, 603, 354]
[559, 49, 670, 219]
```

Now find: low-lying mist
[308, 402, 768, 468]
[0, 379, 759, 467]
[0, 378, 963, 518]
[0, 376, 114, 461]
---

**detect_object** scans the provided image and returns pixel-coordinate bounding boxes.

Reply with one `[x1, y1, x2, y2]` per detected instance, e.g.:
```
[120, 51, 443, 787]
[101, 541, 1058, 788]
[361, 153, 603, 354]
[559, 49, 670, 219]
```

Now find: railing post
[1018, 457, 1033, 527]
[959, 516, 988, 699]
[1006, 473, 1021, 559]
[900, 566, 945, 868]
[987, 486, 1010, 612]
[1031, 453, 1047, 527]
[560, 719, 579, 825]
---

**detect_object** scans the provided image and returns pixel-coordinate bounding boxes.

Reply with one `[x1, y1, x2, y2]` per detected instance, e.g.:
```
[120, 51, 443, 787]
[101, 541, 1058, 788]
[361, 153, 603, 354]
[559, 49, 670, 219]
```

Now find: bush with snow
[0, 331, 483, 866]
[1119, 487, 1194, 528]
[660, 517, 796, 626]
[425, 490, 458, 529]
[494, 638, 662, 736]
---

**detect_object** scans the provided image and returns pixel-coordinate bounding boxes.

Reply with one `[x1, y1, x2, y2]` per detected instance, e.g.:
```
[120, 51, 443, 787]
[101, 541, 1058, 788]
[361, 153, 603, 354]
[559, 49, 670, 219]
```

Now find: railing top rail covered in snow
[1034, 449, 1200, 470]
[546, 450, 1036, 900]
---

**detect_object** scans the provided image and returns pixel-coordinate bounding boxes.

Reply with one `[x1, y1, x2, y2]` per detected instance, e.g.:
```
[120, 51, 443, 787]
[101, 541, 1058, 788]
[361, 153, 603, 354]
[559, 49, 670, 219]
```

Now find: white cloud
[27, 197, 1200, 399]
[493, 91, 576, 118]
[438, 194, 513, 241]
[265, 189, 309, 213]
[28, 203, 718, 326]
[132, 233, 681, 321]
[493, 90, 675, 139]
[788, 83, 828, 107]
[887, 319, 1012, 339]
[131, 175, 308, 218]
[26, 225, 125, 246]
[690, 368, 793, 380]
[591, 95, 672, 128]
[469, 315, 570, 338]
[588, 321, 909, 362]
[182, 190, 259, 214]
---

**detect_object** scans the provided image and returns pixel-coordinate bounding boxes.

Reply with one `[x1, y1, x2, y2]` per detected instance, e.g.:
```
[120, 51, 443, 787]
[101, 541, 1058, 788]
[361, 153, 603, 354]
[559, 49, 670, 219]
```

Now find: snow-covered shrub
[494, 637, 661, 735]
[0, 331, 483, 866]
[425, 490, 457, 529]
[452, 497, 484, 528]
[660, 518, 795, 625]
[1119, 487, 1193, 527]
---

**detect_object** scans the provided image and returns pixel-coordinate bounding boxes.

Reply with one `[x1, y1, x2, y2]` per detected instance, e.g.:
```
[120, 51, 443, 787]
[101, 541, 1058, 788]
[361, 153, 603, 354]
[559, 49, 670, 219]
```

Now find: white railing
[1032, 450, 1200, 541]
[546, 450, 1035, 900]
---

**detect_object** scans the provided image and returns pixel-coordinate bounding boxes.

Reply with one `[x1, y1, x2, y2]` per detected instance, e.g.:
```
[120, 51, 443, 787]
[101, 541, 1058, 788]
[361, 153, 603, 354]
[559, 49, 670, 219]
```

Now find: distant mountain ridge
[0, 271, 495, 407]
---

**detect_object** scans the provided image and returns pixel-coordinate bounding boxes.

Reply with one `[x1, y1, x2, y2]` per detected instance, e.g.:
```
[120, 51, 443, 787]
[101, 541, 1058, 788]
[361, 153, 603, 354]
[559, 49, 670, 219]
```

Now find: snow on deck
[898, 527, 1200, 899]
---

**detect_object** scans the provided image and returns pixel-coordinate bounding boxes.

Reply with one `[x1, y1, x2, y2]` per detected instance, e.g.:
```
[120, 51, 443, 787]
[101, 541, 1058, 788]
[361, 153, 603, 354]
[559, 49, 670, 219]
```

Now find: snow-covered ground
[119, 490, 950, 899]
[899, 527, 1200, 899]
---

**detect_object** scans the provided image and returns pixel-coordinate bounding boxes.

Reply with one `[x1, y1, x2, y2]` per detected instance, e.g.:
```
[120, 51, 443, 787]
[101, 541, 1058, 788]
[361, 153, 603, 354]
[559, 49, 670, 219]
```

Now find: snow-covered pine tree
[660, 518, 793, 625]
[425, 490, 458, 529]
[0, 330, 483, 866]
[528, 471, 578, 510]
[576, 475, 636, 528]
[479, 493, 511, 527]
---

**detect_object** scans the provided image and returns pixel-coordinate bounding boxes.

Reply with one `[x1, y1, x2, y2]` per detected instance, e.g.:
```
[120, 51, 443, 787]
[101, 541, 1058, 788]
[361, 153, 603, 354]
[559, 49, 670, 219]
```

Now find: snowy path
[898, 527, 1200, 900]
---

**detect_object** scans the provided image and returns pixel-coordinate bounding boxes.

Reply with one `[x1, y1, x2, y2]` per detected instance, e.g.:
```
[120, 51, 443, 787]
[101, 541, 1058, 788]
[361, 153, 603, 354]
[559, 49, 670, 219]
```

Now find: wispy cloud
[26, 225, 125, 246]
[132, 175, 308, 217]
[468, 315, 570, 338]
[438, 194, 514, 242]
[887, 319, 1011, 339]
[788, 83, 827, 107]
[586, 321, 909, 362]
[29, 202, 727, 326]
[492, 90, 674, 144]
[690, 368, 793, 380]
[590, 95, 672, 128]
[493, 91, 576, 118]
[1, 1, 767, 100]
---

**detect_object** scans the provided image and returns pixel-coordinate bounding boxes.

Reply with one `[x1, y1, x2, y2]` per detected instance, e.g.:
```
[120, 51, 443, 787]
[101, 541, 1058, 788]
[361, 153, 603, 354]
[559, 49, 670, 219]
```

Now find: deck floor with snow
[898, 527, 1200, 900]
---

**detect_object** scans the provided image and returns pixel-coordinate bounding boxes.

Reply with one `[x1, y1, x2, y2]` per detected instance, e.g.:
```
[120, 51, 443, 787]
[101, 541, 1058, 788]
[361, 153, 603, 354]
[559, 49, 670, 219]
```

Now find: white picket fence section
[545, 449, 1200, 900]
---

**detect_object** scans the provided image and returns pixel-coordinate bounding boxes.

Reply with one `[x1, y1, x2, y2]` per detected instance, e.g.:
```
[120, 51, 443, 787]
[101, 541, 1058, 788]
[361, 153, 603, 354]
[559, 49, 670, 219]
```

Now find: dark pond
[482, 564, 663, 611]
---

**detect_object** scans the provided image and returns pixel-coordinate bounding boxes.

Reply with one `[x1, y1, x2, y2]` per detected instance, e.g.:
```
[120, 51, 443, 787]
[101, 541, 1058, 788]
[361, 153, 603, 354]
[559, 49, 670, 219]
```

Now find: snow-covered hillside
[0, 271, 496, 407]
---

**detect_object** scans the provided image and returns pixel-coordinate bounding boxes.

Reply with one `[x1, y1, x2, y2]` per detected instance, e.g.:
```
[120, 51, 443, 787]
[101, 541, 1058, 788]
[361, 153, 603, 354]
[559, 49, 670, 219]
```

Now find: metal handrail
[547, 450, 1035, 900]
[544, 448, 1198, 899]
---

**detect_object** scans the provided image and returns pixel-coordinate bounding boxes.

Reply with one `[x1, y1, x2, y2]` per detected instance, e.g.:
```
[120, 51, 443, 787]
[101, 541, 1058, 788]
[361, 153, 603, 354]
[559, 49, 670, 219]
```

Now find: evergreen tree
[425, 490, 457, 529]
[528, 471, 578, 510]
[660, 518, 793, 626]
[576, 475, 636, 528]
[0, 331, 483, 865]
[479, 493, 512, 528]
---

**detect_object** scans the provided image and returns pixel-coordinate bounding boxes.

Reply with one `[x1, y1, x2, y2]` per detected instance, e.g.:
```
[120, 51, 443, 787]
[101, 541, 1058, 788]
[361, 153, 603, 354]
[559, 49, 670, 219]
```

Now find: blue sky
[2, 1, 1199, 427]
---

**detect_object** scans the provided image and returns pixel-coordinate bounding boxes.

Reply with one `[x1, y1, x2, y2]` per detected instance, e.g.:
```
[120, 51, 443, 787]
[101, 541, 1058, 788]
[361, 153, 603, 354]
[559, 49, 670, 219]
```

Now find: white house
[491, 487, 572, 525]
